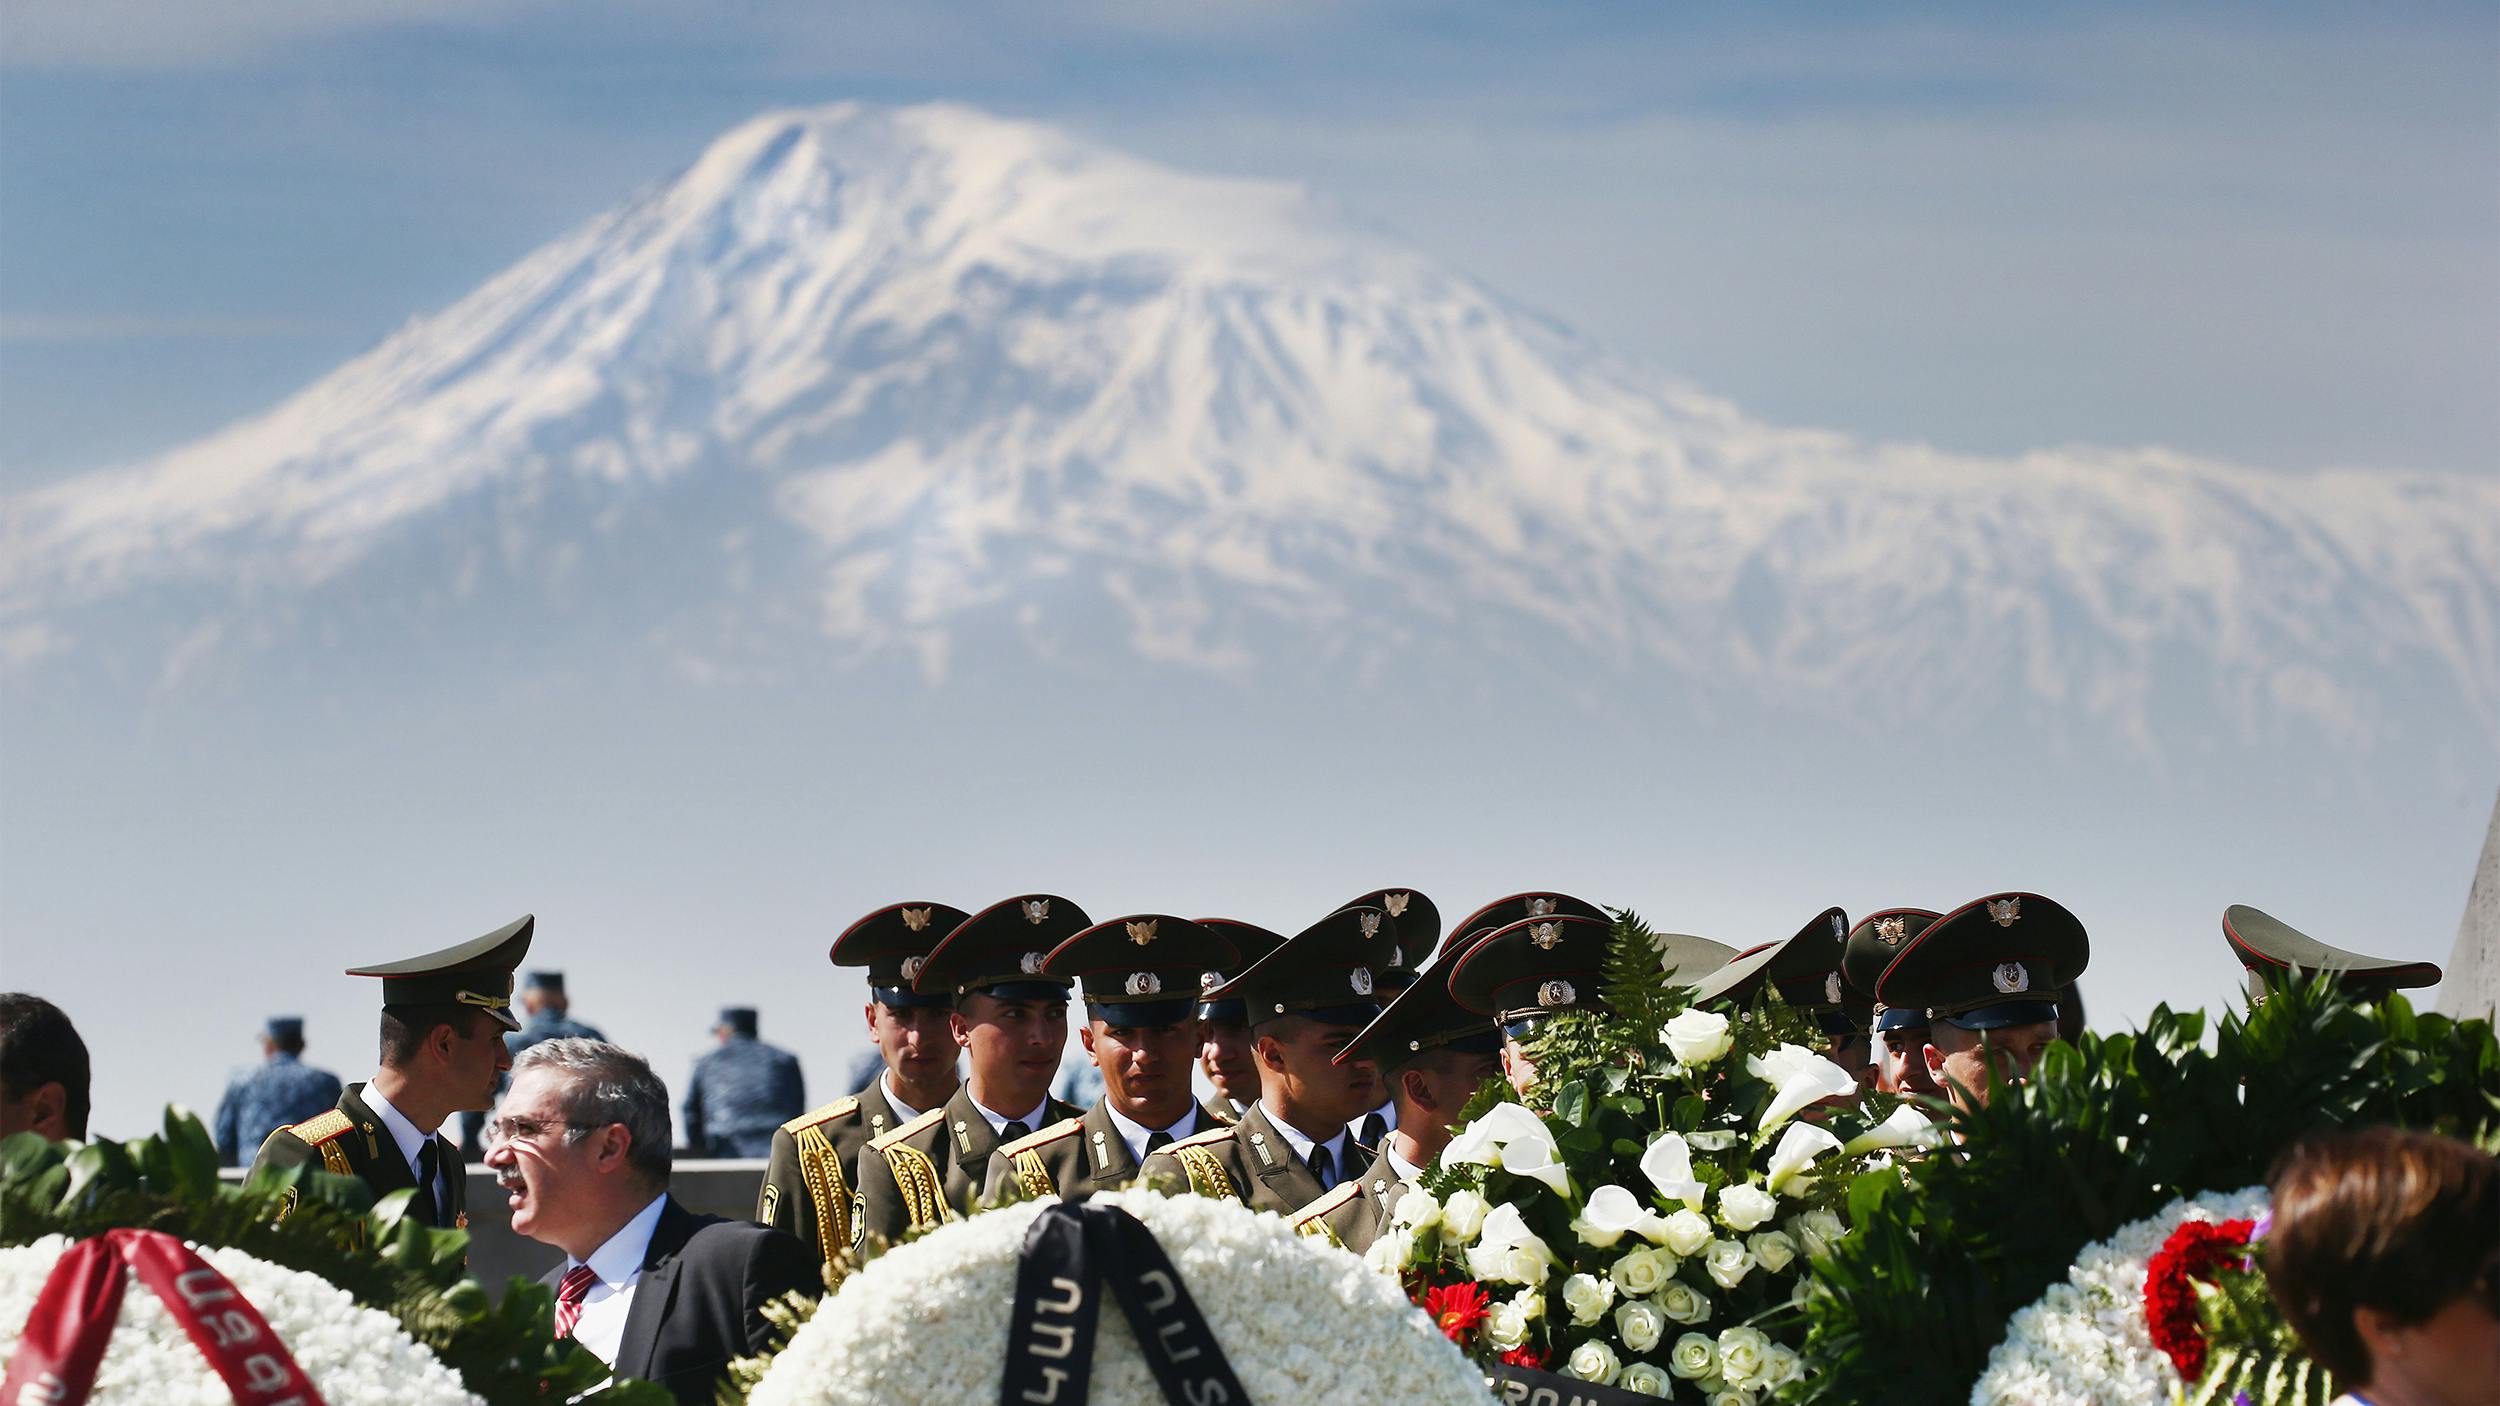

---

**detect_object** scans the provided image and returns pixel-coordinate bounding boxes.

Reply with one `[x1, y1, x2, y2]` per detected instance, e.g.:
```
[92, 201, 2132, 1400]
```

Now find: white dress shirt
[562, 1192, 669, 1372]
[1385, 1144, 1424, 1183]
[1259, 1102, 1355, 1183]
[967, 1091, 1051, 1140]
[1101, 1102, 1201, 1165]
[879, 1073, 925, 1125]
[358, 1081, 448, 1218]
[1348, 1099, 1399, 1142]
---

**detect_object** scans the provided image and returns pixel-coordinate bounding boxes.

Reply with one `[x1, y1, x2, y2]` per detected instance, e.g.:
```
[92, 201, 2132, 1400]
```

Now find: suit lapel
[1240, 1105, 1323, 1209]
[1079, 1102, 1133, 1186]
[610, 1198, 696, 1382]
[339, 1085, 417, 1194]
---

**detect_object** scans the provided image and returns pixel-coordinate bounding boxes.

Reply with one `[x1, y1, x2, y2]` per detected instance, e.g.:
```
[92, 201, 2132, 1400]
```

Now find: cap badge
[900, 956, 926, 984]
[1538, 979, 1576, 1008]
[1388, 944, 1404, 967]
[900, 907, 932, 932]
[1987, 897, 2021, 928]
[1124, 972, 1163, 997]
[1384, 892, 1411, 918]
[1020, 951, 1048, 975]
[1358, 912, 1383, 939]
[1830, 912, 1846, 938]
[1022, 898, 1051, 925]
[1993, 962, 2030, 995]
[1126, 919, 1159, 946]
[1530, 921, 1561, 950]
[1200, 970, 1223, 992]
[1527, 897, 1558, 917]
[1874, 915, 1908, 946]
[1825, 971, 1843, 1005]
[1349, 968, 1375, 996]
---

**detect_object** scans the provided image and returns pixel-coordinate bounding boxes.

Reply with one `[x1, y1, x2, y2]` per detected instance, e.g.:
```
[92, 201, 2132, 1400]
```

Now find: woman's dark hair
[2265, 1125, 2499, 1385]
[0, 992, 92, 1140]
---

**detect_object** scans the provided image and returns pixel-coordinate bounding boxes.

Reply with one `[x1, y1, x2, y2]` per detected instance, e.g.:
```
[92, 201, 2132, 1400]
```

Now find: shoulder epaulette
[999, 1116, 1083, 1158]
[1292, 1180, 1362, 1226]
[869, 1104, 946, 1153]
[289, 1109, 354, 1144]
[1168, 1124, 1234, 1152]
[781, 1095, 860, 1137]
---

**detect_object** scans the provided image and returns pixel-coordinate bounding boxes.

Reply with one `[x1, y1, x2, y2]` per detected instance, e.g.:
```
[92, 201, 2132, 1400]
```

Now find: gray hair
[511, 1037, 673, 1187]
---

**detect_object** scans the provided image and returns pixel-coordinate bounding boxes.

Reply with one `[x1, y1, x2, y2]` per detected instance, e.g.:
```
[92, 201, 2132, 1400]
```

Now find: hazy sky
[3, 1, 2494, 489]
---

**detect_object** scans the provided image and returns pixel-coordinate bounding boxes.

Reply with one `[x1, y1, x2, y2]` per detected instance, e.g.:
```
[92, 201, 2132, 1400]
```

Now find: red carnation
[1422, 1281, 1493, 1344]
[1498, 1344, 1550, 1371]
[2144, 1217, 2255, 1381]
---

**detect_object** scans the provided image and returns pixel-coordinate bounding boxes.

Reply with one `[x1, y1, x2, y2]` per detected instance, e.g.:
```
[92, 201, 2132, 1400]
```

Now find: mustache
[494, 1167, 527, 1192]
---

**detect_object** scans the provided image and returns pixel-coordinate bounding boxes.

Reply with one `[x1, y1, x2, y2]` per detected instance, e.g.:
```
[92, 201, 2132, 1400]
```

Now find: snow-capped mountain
[3, 101, 2494, 755]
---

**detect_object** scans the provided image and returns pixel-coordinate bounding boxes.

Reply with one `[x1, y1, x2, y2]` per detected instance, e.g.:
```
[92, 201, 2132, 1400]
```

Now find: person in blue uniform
[213, 1016, 344, 1166]
[683, 1008, 804, 1158]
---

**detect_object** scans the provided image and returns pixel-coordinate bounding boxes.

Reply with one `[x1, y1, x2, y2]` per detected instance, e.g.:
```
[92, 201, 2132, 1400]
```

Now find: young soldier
[850, 895, 1087, 1252]
[1292, 962, 1501, 1252]
[1843, 909, 1943, 1098]
[1331, 888, 1439, 1149]
[1445, 912, 1617, 1098]
[1873, 892, 2090, 1112]
[1194, 919, 1286, 1122]
[252, 914, 532, 1229]
[756, 901, 966, 1275]
[1140, 907, 1392, 1214]
[983, 914, 1237, 1202]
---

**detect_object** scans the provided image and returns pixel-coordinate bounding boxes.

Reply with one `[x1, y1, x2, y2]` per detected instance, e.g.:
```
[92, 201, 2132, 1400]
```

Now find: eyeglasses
[485, 1115, 598, 1147]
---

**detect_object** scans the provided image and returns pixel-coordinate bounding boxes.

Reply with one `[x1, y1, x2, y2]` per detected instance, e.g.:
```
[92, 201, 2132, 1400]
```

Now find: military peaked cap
[1212, 906, 1397, 1027]
[1338, 961, 1499, 1070]
[1333, 888, 1438, 993]
[831, 901, 971, 1009]
[1045, 914, 1240, 1026]
[345, 913, 533, 1032]
[1653, 930, 1739, 987]
[1446, 913, 1612, 1028]
[1441, 892, 1608, 964]
[2222, 905, 2442, 1001]
[1194, 919, 1288, 1022]
[1873, 892, 2088, 1030]
[913, 894, 1091, 999]
[1689, 907, 1859, 1034]
[1843, 909, 1941, 1034]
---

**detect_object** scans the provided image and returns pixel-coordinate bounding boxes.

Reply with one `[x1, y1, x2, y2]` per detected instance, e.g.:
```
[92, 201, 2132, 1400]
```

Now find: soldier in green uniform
[1139, 906, 1392, 1214]
[1872, 892, 2090, 1112]
[1437, 892, 1608, 969]
[251, 914, 532, 1229]
[1843, 909, 1943, 1098]
[1445, 911, 1618, 1097]
[2220, 904, 2443, 1005]
[1291, 956, 1501, 1252]
[1689, 907, 1869, 1085]
[982, 914, 1238, 1203]
[756, 901, 966, 1276]
[851, 895, 1088, 1252]
[1331, 889, 1438, 1150]
[1194, 919, 1286, 1123]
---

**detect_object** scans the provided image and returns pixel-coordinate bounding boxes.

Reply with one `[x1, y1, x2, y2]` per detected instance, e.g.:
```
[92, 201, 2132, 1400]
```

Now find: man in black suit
[486, 1037, 816, 1406]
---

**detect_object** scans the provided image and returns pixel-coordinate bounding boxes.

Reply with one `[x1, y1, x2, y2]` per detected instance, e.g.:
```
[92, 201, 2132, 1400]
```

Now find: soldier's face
[440, 1012, 513, 1113]
[952, 994, 1067, 1110]
[1083, 1018, 1196, 1125]
[1878, 1028, 1941, 1098]
[1198, 1018, 1253, 1102]
[1923, 1020, 2057, 1111]
[1254, 1018, 1378, 1129]
[867, 1002, 956, 1085]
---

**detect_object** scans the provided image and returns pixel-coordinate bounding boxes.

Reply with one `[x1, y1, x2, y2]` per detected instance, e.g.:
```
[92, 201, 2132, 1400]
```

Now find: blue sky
[2, 1, 2493, 488]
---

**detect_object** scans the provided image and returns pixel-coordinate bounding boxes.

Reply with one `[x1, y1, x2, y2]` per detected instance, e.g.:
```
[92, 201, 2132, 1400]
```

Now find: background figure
[682, 1008, 802, 1158]
[2265, 1125, 2498, 1406]
[212, 1016, 342, 1166]
[462, 969, 609, 1157]
[0, 993, 91, 1142]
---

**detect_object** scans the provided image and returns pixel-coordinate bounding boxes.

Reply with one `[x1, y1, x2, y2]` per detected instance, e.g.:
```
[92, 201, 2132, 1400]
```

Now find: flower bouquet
[1370, 915, 1934, 1402]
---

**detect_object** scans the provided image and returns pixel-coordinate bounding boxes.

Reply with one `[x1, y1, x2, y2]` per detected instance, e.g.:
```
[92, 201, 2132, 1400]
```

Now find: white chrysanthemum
[0, 1236, 481, 1406]
[1970, 1185, 2271, 1406]
[748, 1192, 1484, 1406]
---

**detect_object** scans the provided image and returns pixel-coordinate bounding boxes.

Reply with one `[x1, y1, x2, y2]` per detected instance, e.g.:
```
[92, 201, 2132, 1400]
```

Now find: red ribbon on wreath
[2142, 1216, 2256, 1382]
[0, 1228, 329, 1406]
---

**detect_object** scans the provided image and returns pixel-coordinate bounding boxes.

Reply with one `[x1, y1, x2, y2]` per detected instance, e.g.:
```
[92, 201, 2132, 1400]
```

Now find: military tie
[1143, 1131, 1174, 1156]
[552, 1264, 597, 1340]
[1357, 1112, 1388, 1148]
[1307, 1139, 1337, 1192]
[1000, 1121, 1030, 1146]
[411, 1140, 440, 1226]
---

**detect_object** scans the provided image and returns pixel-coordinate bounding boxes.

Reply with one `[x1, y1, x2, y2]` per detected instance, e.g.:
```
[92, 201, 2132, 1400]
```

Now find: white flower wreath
[0, 1234, 482, 1406]
[1970, 1185, 2271, 1406]
[748, 1191, 1487, 1405]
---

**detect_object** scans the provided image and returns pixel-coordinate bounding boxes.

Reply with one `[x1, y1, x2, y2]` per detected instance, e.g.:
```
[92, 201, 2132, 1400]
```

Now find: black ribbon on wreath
[999, 1202, 1255, 1406]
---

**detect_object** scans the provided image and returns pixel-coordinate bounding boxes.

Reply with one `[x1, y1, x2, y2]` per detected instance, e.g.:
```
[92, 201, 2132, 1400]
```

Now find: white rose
[1620, 1360, 1671, 1396]
[1716, 1182, 1778, 1232]
[1746, 1228, 1799, 1274]
[1656, 1279, 1712, 1324]
[1364, 1225, 1415, 1274]
[1716, 1325, 1770, 1384]
[1710, 1389, 1758, 1406]
[1609, 1246, 1675, 1297]
[1464, 1243, 1515, 1284]
[1508, 1285, 1545, 1321]
[1667, 1331, 1718, 1379]
[1703, 1238, 1756, 1289]
[1441, 1189, 1492, 1243]
[1660, 1009, 1734, 1066]
[1483, 1299, 1532, 1351]
[1659, 1207, 1715, 1256]
[1503, 1245, 1553, 1287]
[1760, 1344, 1804, 1387]
[1565, 1338, 1623, 1386]
[1789, 1207, 1846, 1259]
[1613, 1297, 1668, 1354]
[1390, 1186, 1442, 1232]
[1561, 1272, 1616, 1326]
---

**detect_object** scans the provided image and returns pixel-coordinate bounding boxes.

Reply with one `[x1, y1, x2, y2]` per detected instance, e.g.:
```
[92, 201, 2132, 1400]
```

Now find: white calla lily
[1638, 1131, 1708, 1209]
[1758, 1052, 1859, 1130]
[1841, 1102, 1940, 1156]
[1764, 1121, 1845, 1195]
[1570, 1184, 1648, 1248]
[1498, 1125, 1572, 1194]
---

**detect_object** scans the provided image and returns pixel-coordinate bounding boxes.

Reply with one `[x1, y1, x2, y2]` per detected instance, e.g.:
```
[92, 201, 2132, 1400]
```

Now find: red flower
[1421, 1281, 1492, 1343]
[1497, 1345, 1549, 1371]
[2144, 1217, 2256, 1381]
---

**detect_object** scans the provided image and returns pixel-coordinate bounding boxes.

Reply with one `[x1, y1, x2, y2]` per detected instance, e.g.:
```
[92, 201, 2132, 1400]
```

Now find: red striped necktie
[553, 1264, 598, 1340]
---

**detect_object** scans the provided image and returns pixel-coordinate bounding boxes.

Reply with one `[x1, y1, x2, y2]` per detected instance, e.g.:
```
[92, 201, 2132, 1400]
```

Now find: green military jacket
[250, 1083, 468, 1229]
[1136, 1103, 1367, 1217]
[851, 1086, 1080, 1252]
[755, 1076, 927, 1273]
[979, 1100, 1226, 1204]
[1290, 1146, 1405, 1253]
